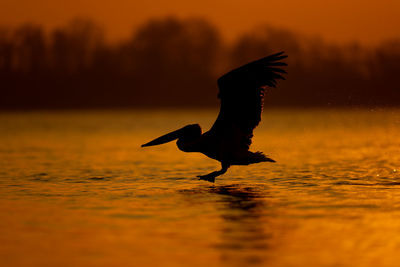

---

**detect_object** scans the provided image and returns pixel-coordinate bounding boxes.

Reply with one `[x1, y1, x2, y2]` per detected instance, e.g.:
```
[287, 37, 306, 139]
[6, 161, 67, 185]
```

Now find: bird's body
[176, 124, 272, 164]
[142, 52, 287, 182]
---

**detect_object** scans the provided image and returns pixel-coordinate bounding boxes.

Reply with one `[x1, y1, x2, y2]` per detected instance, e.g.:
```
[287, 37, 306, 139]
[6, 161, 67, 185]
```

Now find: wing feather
[209, 51, 287, 150]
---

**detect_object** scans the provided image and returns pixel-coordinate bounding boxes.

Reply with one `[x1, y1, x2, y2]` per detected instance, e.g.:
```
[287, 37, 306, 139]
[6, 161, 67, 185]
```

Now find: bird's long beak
[141, 128, 183, 147]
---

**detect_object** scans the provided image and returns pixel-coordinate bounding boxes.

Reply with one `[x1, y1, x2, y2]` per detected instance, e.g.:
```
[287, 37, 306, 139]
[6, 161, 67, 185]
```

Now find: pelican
[141, 52, 287, 182]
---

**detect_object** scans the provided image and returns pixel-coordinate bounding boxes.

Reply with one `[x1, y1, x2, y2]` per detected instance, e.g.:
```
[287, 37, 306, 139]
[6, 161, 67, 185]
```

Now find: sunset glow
[1, 0, 399, 44]
[2, 1, 400, 267]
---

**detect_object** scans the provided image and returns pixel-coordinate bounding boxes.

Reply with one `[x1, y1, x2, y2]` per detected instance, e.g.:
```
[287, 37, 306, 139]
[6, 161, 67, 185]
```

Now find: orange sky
[1, 0, 399, 45]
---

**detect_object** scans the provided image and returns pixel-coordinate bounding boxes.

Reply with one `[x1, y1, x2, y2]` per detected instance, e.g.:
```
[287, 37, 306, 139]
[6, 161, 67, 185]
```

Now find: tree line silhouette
[1, 17, 399, 109]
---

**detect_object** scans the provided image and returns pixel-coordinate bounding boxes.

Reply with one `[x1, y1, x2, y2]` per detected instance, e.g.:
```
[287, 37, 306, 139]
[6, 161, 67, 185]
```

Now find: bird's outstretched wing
[209, 52, 287, 150]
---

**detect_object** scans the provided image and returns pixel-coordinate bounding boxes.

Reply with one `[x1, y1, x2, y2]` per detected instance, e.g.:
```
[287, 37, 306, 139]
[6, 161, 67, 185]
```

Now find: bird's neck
[177, 137, 201, 152]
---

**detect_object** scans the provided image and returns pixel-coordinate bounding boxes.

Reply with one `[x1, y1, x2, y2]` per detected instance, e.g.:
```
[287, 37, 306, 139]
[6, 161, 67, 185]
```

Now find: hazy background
[2, 0, 400, 45]
[0, 0, 399, 109]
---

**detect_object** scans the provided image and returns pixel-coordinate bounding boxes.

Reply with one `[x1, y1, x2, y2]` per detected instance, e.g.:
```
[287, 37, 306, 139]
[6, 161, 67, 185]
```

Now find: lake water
[1, 108, 400, 267]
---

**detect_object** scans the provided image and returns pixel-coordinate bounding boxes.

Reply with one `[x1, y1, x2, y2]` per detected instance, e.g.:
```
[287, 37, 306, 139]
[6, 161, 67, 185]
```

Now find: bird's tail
[245, 151, 276, 165]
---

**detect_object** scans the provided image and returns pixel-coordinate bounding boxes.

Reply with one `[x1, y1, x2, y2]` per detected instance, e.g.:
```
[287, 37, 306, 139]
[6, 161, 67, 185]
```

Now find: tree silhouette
[0, 16, 399, 109]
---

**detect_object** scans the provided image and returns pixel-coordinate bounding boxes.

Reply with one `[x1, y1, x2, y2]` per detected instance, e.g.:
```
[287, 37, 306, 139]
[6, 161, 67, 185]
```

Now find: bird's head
[141, 124, 201, 147]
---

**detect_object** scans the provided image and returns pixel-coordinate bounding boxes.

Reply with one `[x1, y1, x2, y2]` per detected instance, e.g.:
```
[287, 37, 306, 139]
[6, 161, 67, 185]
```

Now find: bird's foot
[197, 174, 216, 183]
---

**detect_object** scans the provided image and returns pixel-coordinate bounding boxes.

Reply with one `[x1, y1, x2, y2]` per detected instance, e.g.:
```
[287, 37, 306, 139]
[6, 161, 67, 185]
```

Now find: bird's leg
[197, 163, 230, 183]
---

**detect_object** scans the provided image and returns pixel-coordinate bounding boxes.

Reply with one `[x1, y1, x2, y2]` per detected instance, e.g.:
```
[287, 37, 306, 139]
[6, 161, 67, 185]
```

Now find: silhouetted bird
[141, 52, 287, 182]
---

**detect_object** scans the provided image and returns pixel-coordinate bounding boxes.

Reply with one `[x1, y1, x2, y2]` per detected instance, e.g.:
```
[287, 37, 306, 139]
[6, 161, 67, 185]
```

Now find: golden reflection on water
[1, 109, 400, 267]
